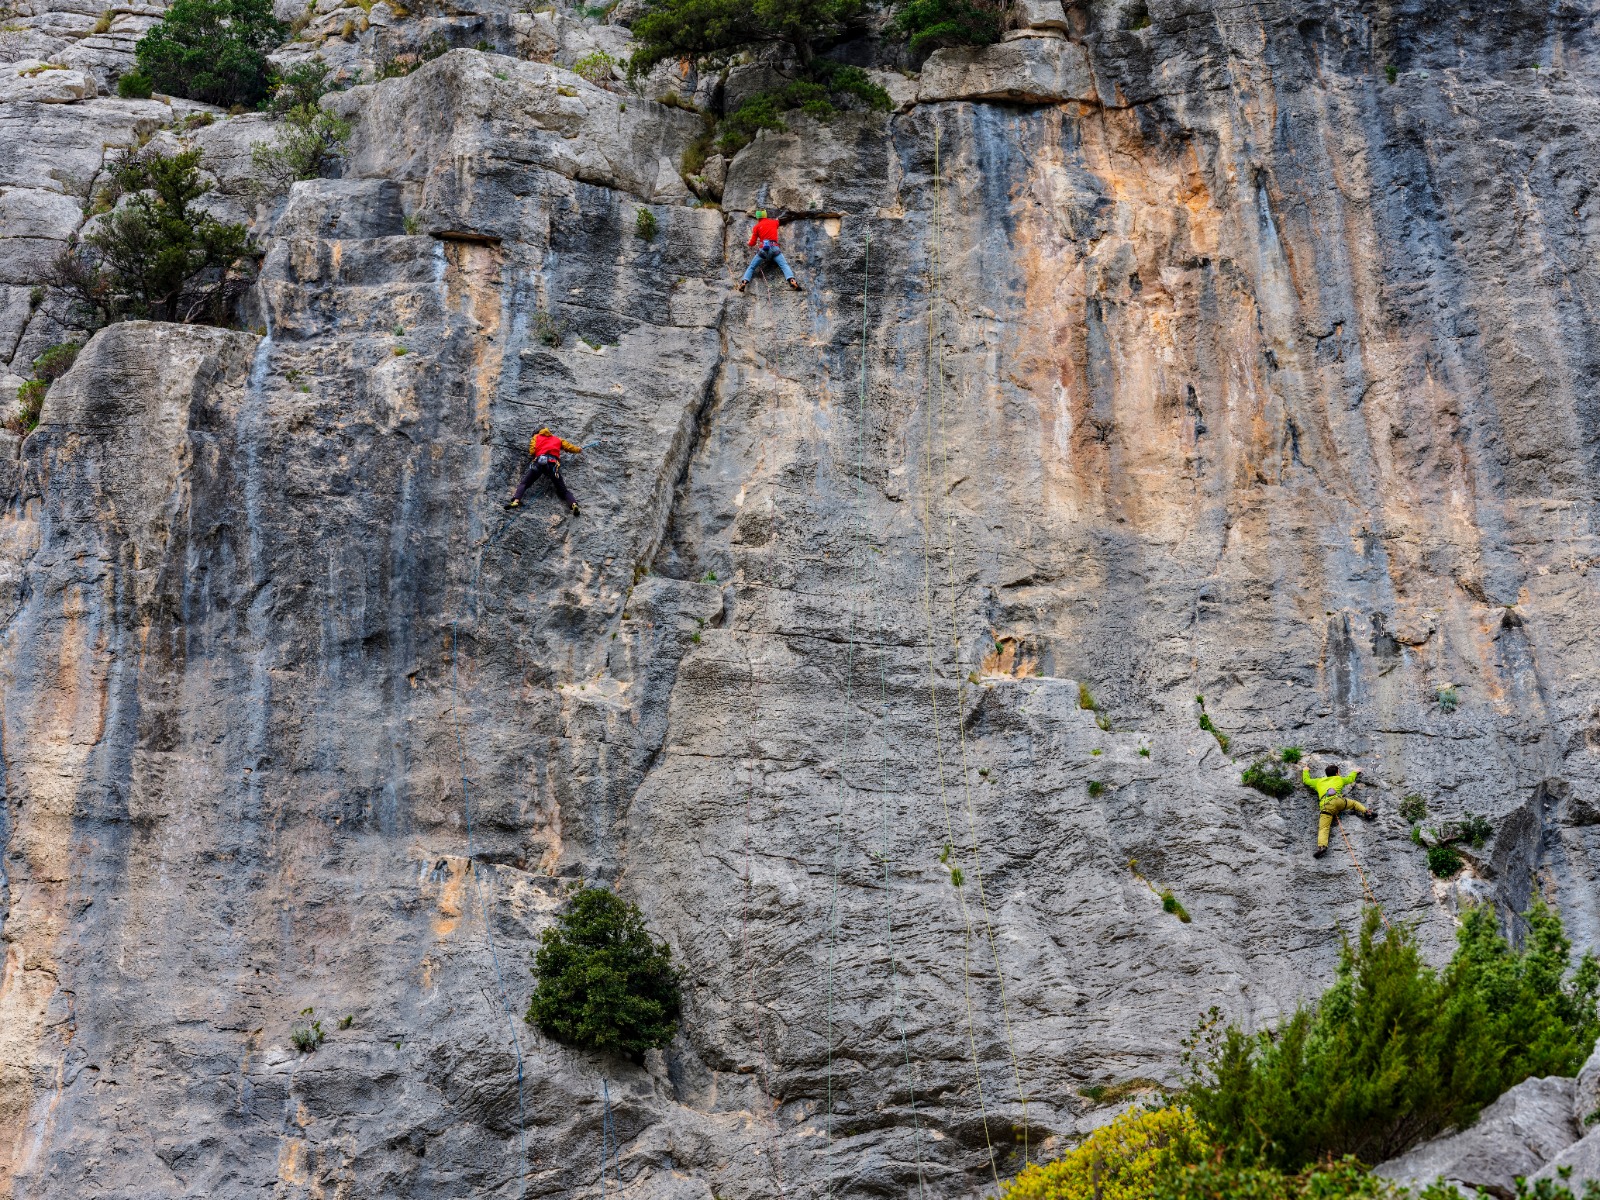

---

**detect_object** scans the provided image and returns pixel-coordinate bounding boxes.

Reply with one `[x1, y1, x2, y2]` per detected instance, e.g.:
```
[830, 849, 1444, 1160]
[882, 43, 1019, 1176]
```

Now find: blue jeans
[742, 241, 793, 282]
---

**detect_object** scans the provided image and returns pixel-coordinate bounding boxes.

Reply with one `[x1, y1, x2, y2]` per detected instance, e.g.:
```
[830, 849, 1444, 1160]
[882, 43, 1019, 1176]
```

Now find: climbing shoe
[787, 277, 801, 291]
[735, 280, 747, 293]
[570, 503, 580, 517]
[1360, 808, 1378, 822]
[1313, 846, 1328, 859]
[504, 498, 522, 510]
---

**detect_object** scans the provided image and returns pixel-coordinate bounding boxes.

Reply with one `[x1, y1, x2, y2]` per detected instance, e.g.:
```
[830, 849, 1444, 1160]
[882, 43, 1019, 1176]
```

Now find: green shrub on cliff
[133, 0, 286, 108]
[625, 0, 888, 155]
[251, 59, 352, 194]
[1181, 902, 1600, 1171]
[527, 887, 681, 1059]
[893, 0, 1006, 60]
[627, 0, 864, 79]
[54, 146, 251, 328]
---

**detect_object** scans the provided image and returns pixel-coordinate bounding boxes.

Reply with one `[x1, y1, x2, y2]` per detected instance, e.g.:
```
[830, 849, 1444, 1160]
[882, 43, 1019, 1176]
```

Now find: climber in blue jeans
[736, 209, 801, 292]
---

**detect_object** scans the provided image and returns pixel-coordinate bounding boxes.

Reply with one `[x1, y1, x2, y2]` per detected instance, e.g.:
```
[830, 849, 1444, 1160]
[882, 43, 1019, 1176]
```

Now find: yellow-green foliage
[999, 1107, 1208, 1200]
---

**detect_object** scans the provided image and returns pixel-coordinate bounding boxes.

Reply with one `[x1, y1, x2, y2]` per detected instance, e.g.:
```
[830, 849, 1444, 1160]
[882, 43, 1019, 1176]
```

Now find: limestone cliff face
[4, 0, 1600, 1195]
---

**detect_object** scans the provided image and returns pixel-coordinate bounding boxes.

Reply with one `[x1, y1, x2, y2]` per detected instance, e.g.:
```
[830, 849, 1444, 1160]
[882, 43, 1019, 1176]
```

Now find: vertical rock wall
[3, 0, 1600, 1194]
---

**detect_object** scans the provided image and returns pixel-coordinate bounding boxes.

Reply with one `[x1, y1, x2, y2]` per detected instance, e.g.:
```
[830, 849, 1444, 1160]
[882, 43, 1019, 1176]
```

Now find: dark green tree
[54, 147, 252, 326]
[527, 888, 682, 1059]
[893, 0, 1007, 60]
[627, 0, 865, 78]
[1182, 902, 1600, 1171]
[133, 0, 287, 108]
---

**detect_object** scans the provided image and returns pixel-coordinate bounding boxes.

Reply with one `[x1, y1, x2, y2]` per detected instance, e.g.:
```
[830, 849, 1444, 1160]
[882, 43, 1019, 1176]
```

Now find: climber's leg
[507, 461, 539, 507]
[771, 249, 795, 281]
[1317, 808, 1335, 852]
[548, 463, 576, 509]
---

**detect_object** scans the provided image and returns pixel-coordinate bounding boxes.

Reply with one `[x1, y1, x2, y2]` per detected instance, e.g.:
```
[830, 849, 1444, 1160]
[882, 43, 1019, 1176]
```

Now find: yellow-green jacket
[1304, 768, 1360, 802]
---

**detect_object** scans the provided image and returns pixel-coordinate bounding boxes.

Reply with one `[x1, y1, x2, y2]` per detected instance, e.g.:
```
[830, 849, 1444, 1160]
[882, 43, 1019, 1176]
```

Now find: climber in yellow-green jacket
[1306, 764, 1377, 858]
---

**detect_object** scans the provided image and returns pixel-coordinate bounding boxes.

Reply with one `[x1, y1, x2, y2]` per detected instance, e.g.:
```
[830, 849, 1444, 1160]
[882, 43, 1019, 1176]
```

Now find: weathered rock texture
[4, 0, 1600, 1195]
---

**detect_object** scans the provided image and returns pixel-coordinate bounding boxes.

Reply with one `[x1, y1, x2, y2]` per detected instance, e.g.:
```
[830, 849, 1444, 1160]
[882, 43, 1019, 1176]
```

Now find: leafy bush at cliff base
[526, 887, 682, 1058]
[997, 1108, 1464, 1200]
[627, 0, 864, 80]
[134, 0, 286, 108]
[1181, 901, 1600, 1171]
[1000, 1106, 1209, 1200]
[893, 0, 1006, 60]
[54, 146, 251, 327]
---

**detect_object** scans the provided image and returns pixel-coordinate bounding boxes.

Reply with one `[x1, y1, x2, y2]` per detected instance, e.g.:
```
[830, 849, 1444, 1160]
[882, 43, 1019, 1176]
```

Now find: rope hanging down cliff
[852, 230, 930, 1200]
[918, 123, 1032, 1178]
[444, 513, 530, 1194]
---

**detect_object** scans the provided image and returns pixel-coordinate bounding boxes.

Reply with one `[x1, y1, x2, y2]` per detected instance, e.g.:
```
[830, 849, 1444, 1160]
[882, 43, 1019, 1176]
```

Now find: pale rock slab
[917, 37, 1097, 104]
[1375, 1076, 1580, 1199]
[0, 59, 96, 101]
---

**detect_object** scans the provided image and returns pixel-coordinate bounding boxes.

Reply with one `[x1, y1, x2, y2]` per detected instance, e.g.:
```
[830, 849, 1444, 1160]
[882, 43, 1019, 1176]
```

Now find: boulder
[0, 60, 97, 102]
[1374, 1076, 1580, 1199]
[917, 37, 1097, 104]
[0, 187, 83, 240]
[1017, 0, 1070, 29]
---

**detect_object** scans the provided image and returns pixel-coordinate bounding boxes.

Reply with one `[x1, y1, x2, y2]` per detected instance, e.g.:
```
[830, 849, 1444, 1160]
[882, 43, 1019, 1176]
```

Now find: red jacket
[748, 217, 780, 246]
[532, 432, 581, 460]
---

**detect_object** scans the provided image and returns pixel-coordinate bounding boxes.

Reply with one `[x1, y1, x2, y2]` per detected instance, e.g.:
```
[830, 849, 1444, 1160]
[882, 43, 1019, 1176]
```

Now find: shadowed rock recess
[3, 0, 1600, 1192]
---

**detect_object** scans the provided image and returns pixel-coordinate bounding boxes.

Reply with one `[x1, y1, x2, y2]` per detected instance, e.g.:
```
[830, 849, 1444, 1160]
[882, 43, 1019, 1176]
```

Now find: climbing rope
[853, 230, 930, 1200]
[600, 1078, 622, 1197]
[445, 510, 529, 1196]
[924, 127, 1031, 1167]
[739, 650, 790, 1196]
[1334, 815, 1392, 931]
[913, 123, 1003, 1190]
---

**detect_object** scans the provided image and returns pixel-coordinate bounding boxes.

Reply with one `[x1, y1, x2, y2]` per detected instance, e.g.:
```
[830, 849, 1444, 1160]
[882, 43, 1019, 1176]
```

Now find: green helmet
[755, 209, 767, 219]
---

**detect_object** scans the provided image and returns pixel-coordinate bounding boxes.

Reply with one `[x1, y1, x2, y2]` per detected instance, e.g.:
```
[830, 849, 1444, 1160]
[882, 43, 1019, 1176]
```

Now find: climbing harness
[444, 510, 528, 1194]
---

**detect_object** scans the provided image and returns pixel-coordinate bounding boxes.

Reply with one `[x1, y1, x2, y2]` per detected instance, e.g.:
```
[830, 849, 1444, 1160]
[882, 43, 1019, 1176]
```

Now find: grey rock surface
[1375, 1076, 1579, 1198]
[917, 38, 1097, 104]
[4, 0, 1600, 1196]
[1532, 1124, 1600, 1188]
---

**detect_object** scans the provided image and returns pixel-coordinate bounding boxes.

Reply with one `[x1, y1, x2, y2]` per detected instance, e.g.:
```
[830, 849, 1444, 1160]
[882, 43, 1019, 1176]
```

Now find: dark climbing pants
[513, 459, 575, 507]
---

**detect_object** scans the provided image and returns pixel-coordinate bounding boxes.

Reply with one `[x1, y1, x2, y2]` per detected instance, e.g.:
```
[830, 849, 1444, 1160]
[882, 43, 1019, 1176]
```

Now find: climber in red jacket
[736, 209, 800, 293]
[507, 427, 581, 515]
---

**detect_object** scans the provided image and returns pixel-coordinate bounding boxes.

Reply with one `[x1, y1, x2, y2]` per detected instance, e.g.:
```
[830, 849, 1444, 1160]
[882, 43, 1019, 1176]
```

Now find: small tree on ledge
[527, 887, 682, 1060]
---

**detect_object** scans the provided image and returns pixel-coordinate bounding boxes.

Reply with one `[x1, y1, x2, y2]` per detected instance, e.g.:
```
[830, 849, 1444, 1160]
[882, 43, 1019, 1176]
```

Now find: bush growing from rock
[116, 68, 153, 98]
[251, 60, 352, 194]
[54, 146, 252, 327]
[627, 0, 864, 79]
[1426, 843, 1462, 878]
[1241, 757, 1294, 798]
[626, 0, 888, 155]
[1181, 902, 1600, 1171]
[999, 1105, 1210, 1200]
[527, 887, 681, 1058]
[893, 0, 1006, 60]
[134, 0, 286, 107]
[5, 341, 81, 436]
